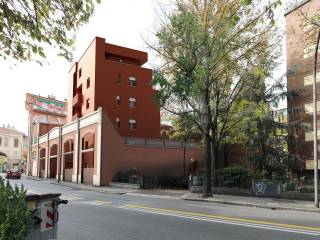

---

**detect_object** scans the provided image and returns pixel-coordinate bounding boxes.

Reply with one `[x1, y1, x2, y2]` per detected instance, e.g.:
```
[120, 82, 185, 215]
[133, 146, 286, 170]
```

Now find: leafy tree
[167, 114, 202, 176]
[0, 177, 33, 240]
[150, 0, 281, 197]
[0, 0, 101, 62]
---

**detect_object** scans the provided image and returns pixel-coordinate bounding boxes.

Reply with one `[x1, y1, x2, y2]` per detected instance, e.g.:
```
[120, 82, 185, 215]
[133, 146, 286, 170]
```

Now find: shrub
[214, 166, 254, 189]
[196, 166, 257, 189]
[0, 177, 33, 240]
[157, 176, 188, 189]
[299, 186, 320, 193]
[113, 168, 139, 183]
[113, 170, 130, 183]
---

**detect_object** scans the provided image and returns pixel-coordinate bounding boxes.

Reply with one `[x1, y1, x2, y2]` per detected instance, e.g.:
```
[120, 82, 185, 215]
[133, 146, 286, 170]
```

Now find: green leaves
[240, 0, 252, 6]
[0, 0, 101, 62]
[0, 177, 33, 240]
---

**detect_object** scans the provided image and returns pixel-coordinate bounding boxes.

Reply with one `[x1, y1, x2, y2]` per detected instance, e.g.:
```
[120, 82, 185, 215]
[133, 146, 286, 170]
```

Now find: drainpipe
[312, 30, 320, 208]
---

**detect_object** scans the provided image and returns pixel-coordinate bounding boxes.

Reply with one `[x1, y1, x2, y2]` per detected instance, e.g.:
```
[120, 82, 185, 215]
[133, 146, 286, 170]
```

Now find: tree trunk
[183, 138, 186, 176]
[203, 91, 212, 198]
[203, 131, 212, 197]
[224, 145, 228, 167]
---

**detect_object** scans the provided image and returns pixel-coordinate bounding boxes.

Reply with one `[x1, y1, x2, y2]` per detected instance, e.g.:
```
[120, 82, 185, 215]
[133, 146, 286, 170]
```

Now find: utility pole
[312, 30, 320, 208]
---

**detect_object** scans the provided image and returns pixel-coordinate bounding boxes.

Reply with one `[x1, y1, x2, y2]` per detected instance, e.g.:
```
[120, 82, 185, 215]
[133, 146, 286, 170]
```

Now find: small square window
[79, 68, 82, 78]
[87, 77, 90, 88]
[129, 77, 136, 87]
[129, 119, 136, 130]
[86, 99, 90, 109]
[116, 118, 120, 128]
[116, 96, 121, 105]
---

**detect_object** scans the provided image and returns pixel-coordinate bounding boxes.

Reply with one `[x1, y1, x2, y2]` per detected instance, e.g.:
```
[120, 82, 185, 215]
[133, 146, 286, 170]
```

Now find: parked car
[6, 169, 21, 179]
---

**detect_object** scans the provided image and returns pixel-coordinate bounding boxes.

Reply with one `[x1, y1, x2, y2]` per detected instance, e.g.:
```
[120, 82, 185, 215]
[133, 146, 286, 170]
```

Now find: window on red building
[129, 77, 136, 87]
[129, 119, 136, 130]
[116, 118, 120, 128]
[116, 96, 121, 105]
[79, 68, 82, 78]
[87, 77, 90, 88]
[86, 99, 90, 109]
[129, 98, 136, 108]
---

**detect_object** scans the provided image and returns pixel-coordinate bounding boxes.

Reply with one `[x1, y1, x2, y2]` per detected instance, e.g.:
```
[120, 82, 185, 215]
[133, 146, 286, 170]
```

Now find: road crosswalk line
[84, 200, 112, 206]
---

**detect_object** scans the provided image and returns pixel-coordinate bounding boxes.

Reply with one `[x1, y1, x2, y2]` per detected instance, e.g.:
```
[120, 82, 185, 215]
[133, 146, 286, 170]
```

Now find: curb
[26, 176, 132, 195]
[181, 197, 320, 213]
[49, 181, 131, 195]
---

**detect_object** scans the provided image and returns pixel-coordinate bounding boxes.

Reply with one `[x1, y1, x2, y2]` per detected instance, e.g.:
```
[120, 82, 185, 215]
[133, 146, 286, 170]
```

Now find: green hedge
[157, 176, 188, 189]
[196, 166, 257, 189]
[0, 177, 33, 240]
[299, 186, 320, 193]
[113, 168, 138, 183]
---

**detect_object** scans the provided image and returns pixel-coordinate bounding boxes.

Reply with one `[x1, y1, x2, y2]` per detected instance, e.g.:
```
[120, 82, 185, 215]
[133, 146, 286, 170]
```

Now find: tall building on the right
[285, 0, 320, 171]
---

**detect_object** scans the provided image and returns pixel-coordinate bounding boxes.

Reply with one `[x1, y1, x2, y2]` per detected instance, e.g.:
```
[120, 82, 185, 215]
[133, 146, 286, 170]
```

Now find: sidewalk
[26, 176, 137, 195]
[26, 176, 320, 213]
[181, 192, 320, 213]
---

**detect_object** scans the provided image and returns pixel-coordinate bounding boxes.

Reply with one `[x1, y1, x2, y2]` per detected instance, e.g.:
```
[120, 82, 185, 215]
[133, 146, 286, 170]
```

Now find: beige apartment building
[0, 125, 26, 172]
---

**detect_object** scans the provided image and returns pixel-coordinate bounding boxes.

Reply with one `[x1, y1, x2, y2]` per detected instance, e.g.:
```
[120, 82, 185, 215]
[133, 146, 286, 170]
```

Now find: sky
[0, 0, 292, 134]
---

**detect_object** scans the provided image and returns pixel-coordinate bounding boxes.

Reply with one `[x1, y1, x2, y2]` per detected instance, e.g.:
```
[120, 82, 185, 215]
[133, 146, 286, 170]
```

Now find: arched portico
[0, 152, 8, 172]
[39, 148, 46, 177]
[63, 139, 74, 182]
[81, 132, 95, 184]
[49, 144, 58, 178]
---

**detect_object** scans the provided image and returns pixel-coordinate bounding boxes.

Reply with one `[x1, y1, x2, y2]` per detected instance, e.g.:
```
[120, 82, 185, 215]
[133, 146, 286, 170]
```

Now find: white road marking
[83, 200, 112, 206]
[61, 196, 84, 201]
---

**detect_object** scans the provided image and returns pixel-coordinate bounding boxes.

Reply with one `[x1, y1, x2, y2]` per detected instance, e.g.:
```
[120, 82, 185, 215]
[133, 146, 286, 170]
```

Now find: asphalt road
[3, 175, 320, 240]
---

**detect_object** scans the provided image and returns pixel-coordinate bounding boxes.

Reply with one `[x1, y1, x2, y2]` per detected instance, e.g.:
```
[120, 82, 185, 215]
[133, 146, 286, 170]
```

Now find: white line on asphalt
[126, 192, 179, 199]
[61, 196, 84, 201]
[116, 205, 320, 236]
[83, 200, 112, 206]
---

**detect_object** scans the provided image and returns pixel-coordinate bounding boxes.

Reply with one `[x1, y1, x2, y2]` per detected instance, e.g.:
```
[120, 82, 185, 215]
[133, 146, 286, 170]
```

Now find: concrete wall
[64, 169, 73, 182]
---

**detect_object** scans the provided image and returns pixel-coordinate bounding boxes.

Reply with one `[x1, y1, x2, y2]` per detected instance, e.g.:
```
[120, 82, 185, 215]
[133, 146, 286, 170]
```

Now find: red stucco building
[69, 37, 160, 138]
[28, 37, 202, 186]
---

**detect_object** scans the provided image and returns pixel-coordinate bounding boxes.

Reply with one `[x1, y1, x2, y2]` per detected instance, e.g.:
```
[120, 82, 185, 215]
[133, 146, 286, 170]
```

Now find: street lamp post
[26, 101, 62, 183]
[312, 30, 320, 208]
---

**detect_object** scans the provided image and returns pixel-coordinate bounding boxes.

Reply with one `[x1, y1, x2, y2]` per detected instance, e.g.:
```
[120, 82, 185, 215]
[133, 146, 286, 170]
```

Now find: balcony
[72, 92, 83, 107]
